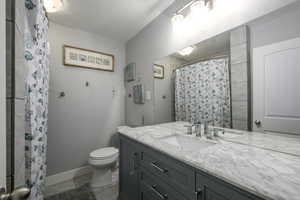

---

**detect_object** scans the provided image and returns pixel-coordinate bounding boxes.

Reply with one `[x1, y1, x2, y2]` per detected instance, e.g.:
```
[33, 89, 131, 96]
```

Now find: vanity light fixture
[172, 0, 212, 27]
[44, 0, 63, 13]
[190, 0, 208, 15]
[178, 46, 194, 56]
[171, 14, 185, 27]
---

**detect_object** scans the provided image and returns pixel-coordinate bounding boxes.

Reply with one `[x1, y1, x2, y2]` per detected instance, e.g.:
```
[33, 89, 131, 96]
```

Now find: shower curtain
[24, 0, 49, 199]
[175, 58, 231, 127]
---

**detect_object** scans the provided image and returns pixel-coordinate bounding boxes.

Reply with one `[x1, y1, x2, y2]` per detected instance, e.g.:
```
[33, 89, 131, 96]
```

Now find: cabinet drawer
[196, 171, 263, 200]
[140, 146, 194, 199]
[141, 170, 190, 200]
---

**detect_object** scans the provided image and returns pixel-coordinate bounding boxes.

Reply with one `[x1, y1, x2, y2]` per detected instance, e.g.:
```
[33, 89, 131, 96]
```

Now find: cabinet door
[196, 172, 262, 200]
[120, 138, 140, 200]
[198, 187, 230, 200]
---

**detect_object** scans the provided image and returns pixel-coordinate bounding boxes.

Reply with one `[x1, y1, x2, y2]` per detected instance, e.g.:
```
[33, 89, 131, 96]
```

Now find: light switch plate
[146, 90, 151, 101]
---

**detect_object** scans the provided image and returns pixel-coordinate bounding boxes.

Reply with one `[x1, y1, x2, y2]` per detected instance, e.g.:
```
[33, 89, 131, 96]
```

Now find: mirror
[153, 28, 250, 131]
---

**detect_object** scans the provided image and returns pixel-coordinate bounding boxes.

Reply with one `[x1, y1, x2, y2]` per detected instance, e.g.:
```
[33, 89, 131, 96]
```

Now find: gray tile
[45, 184, 96, 200]
[14, 99, 26, 187]
[6, 99, 12, 135]
[230, 26, 247, 46]
[6, 21, 13, 98]
[230, 43, 248, 65]
[231, 81, 248, 101]
[231, 62, 248, 83]
[232, 100, 248, 121]
[6, 0, 13, 21]
[6, 132, 12, 176]
[232, 119, 248, 131]
[6, 176, 12, 192]
[15, 24, 26, 99]
[6, 99, 12, 176]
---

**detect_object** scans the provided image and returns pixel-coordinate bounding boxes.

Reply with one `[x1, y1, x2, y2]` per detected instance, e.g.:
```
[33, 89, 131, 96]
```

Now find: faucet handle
[213, 127, 225, 136]
[194, 124, 202, 137]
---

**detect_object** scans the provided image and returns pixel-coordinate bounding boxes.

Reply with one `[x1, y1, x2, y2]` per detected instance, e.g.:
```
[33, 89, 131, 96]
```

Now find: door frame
[0, 0, 6, 189]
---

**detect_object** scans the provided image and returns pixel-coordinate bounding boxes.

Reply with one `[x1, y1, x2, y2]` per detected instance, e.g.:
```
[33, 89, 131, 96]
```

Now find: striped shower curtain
[175, 58, 231, 128]
[24, 0, 49, 199]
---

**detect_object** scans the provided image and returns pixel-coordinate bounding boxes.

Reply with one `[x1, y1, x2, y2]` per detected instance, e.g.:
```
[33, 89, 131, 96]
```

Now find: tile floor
[45, 184, 119, 200]
[45, 184, 95, 200]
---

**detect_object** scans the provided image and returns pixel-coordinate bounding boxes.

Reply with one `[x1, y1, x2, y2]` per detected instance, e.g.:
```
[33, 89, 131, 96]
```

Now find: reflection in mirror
[153, 29, 250, 131]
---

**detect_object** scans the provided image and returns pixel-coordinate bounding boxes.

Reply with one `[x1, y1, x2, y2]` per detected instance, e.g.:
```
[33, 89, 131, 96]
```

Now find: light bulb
[178, 46, 194, 56]
[44, 0, 63, 13]
[172, 14, 184, 27]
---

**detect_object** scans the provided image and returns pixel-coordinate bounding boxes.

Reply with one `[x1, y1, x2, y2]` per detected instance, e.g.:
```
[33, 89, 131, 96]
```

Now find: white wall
[249, 2, 300, 50]
[0, 0, 6, 188]
[47, 22, 126, 176]
[125, 0, 298, 126]
[154, 56, 184, 123]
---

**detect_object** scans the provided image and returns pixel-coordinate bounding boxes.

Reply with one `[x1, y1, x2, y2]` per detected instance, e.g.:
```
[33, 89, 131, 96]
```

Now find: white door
[0, 0, 6, 190]
[253, 37, 300, 134]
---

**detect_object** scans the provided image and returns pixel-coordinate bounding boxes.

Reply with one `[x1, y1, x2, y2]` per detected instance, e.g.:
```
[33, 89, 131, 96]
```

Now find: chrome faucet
[184, 123, 202, 135]
[205, 120, 216, 138]
[185, 121, 222, 139]
[192, 120, 213, 138]
[184, 124, 193, 135]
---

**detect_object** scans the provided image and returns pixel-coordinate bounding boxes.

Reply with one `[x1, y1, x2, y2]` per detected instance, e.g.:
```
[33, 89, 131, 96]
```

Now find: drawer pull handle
[151, 185, 168, 200]
[195, 189, 202, 200]
[150, 162, 168, 174]
[133, 152, 139, 170]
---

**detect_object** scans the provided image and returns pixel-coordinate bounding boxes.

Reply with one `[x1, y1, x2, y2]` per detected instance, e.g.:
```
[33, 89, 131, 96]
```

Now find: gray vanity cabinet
[140, 170, 190, 200]
[119, 135, 265, 200]
[196, 171, 263, 200]
[119, 137, 140, 200]
[140, 144, 195, 200]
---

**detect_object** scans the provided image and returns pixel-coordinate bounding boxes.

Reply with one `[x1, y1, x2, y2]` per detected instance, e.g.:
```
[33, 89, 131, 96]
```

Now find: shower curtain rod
[173, 54, 229, 72]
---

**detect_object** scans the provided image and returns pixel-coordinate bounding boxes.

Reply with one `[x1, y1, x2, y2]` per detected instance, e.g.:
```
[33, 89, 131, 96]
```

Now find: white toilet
[89, 147, 119, 199]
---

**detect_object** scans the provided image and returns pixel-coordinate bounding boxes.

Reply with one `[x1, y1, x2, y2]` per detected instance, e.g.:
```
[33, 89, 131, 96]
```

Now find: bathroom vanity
[119, 135, 262, 200]
[118, 122, 300, 200]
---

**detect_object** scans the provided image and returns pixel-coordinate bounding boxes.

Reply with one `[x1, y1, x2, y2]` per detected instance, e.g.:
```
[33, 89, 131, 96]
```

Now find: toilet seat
[89, 147, 119, 166]
[89, 147, 119, 160]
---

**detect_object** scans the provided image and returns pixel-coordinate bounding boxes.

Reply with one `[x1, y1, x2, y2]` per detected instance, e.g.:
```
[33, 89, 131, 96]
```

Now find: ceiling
[172, 31, 230, 63]
[48, 0, 175, 43]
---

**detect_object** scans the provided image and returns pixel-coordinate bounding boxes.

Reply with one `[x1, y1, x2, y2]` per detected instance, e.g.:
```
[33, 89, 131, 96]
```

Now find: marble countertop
[118, 122, 300, 200]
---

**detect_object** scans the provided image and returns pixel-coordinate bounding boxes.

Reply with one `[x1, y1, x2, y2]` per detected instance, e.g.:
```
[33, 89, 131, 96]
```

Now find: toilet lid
[89, 147, 119, 160]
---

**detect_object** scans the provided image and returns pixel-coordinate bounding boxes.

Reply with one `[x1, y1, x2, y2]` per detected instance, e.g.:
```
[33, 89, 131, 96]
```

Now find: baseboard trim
[45, 166, 92, 197]
[46, 166, 92, 186]
[45, 165, 119, 198]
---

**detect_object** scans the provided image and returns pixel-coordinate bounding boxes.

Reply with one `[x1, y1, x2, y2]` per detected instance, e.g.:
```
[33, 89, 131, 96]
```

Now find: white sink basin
[160, 134, 216, 152]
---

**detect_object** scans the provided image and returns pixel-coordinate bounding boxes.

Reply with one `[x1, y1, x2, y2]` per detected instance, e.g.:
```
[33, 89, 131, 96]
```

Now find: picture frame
[153, 64, 164, 79]
[63, 45, 114, 72]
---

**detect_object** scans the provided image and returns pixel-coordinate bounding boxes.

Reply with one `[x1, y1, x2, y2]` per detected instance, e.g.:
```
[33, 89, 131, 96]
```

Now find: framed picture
[125, 63, 136, 82]
[153, 64, 164, 79]
[63, 45, 114, 72]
